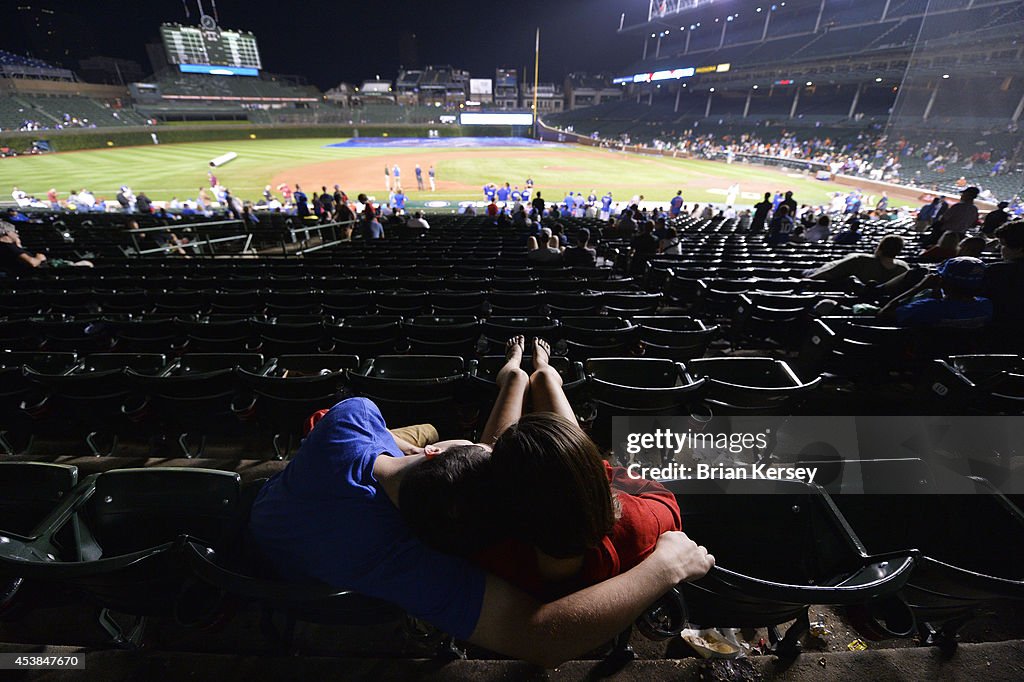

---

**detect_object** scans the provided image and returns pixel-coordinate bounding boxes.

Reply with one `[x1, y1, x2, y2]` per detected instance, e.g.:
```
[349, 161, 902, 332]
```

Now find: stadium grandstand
[1, 1, 1023, 680]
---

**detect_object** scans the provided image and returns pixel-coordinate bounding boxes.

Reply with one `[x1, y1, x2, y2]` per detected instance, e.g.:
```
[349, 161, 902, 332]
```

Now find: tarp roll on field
[209, 152, 238, 167]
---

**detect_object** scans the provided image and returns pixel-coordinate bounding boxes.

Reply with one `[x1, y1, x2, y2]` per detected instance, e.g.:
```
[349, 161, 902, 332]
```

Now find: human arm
[19, 251, 46, 268]
[468, 530, 712, 668]
[806, 254, 855, 281]
[878, 273, 940, 320]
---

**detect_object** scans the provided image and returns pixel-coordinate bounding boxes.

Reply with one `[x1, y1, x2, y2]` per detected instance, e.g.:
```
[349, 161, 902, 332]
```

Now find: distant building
[521, 83, 564, 113]
[396, 66, 469, 106]
[494, 68, 519, 110]
[564, 73, 622, 110]
[324, 83, 355, 107]
[357, 79, 395, 104]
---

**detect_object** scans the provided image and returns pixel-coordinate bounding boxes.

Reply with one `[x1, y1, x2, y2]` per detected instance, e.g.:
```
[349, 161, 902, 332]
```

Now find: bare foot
[496, 335, 526, 388]
[532, 337, 551, 370]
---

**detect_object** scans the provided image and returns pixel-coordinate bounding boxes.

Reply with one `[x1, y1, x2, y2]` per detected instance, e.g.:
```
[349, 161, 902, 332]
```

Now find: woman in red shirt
[397, 336, 684, 601]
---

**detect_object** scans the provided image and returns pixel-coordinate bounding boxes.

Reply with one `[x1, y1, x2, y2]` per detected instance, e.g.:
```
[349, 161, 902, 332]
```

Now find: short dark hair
[877, 235, 905, 258]
[490, 413, 615, 558]
[399, 445, 495, 556]
[996, 220, 1024, 250]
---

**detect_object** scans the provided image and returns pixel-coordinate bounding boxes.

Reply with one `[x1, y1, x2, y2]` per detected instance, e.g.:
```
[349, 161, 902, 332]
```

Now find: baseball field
[0, 136, 923, 209]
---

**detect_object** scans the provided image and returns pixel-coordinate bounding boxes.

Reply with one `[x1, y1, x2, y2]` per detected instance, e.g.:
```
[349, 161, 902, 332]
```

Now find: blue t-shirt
[484, 186, 496, 200]
[394, 194, 406, 210]
[249, 398, 486, 639]
[415, 167, 423, 177]
[670, 196, 683, 216]
[497, 187, 510, 201]
[895, 297, 993, 328]
[601, 195, 613, 211]
[393, 166, 401, 178]
[511, 190, 522, 202]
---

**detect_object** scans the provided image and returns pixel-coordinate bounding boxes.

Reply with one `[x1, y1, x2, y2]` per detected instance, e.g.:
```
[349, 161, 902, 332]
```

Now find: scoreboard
[161, 18, 262, 76]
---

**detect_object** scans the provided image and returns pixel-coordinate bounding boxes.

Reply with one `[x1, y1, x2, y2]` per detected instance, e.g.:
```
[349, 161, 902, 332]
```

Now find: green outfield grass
[0, 137, 877, 208]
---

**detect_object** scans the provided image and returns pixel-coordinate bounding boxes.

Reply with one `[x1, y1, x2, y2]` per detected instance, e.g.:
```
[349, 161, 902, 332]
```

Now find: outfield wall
[0, 123, 518, 153]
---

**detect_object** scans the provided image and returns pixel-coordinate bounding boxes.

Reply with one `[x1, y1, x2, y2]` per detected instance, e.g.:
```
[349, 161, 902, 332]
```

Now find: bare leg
[528, 338, 579, 427]
[480, 335, 530, 445]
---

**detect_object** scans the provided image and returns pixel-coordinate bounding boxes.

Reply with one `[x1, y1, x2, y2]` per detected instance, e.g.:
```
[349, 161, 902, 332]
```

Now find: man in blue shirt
[879, 256, 992, 328]
[393, 190, 407, 214]
[484, 184, 497, 202]
[510, 188, 522, 203]
[428, 166, 436, 192]
[360, 213, 385, 239]
[600, 193, 613, 220]
[415, 165, 424, 191]
[669, 190, 684, 218]
[249, 397, 713, 667]
[392, 164, 402, 191]
[496, 184, 510, 203]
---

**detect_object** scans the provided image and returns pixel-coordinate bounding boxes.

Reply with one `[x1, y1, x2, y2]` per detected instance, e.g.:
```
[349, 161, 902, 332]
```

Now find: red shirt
[473, 462, 681, 601]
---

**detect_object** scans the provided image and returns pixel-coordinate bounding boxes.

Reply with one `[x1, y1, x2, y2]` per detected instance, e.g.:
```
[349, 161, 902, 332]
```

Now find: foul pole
[532, 28, 540, 138]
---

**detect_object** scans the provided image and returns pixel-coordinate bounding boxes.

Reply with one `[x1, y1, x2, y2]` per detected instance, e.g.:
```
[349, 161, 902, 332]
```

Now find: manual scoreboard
[161, 18, 262, 76]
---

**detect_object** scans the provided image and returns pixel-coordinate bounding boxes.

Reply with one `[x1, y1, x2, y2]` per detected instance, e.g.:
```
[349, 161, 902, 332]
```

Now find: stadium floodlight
[875, 77, 883, 82]
[942, 74, 950, 79]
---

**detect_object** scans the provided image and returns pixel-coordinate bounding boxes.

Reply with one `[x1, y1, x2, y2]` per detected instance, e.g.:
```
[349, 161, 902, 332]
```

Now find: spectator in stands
[914, 197, 944, 232]
[136, 192, 152, 215]
[801, 215, 831, 243]
[487, 199, 499, 218]
[563, 228, 597, 267]
[766, 205, 795, 247]
[5, 208, 28, 223]
[806, 235, 909, 283]
[629, 221, 659, 274]
[751, 193, 772, 232]
[615, 209, 637, 238]
[919, 231, 961, 263]
[833, 218, 862, 245]
[781, 191, 797, 217]
[982, 220, 1024, 329]
[360, 212, 384, 240]
[406, 211, 430, 230]
[320, 186, 335, 222]
[527, 227, 562, 264]
[982, 201, 1011, 235]
[923, 187, 980, 246]
[466, 337, 692, 602]
[531, 191, 545, 215]
[878, 257, 992, 328]
[249, 337, 712, 668]
[294, 185, 310, 219]
[956, 236, 987, 258]
[737, 209, 752, 231]
[658, 227, 681, 255]
[0, 221, 92, 272]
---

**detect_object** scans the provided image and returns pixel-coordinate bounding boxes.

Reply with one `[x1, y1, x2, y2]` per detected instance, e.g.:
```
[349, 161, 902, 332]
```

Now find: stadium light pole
[532, 27, 540, 137]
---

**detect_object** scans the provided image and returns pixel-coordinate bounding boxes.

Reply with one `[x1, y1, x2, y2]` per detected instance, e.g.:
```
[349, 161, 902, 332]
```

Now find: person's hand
[422, 439, 476, 458]
[37, 253, 46, 262]
[915, 273, 940, 291]
[652, 531, 715, 584]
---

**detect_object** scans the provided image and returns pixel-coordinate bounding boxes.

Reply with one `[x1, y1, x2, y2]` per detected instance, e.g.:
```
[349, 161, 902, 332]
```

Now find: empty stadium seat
[661, 477, 915, 657]
[348, 355, 469, 437]
[687, 358, 821, 414]
[237, 354, 359, 458]
[833, 466, 1024, 647]
[634, 316, 719, 361]
[126, 354, 270, 457]
[403, 315, 482, 356]
[558, 316, 641, 360]
[0, 468, 242, 644]
[923, 355, 1024, 415]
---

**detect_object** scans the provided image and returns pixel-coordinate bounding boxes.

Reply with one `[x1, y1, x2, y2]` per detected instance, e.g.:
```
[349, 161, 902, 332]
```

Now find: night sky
[12, 0, 648, 88]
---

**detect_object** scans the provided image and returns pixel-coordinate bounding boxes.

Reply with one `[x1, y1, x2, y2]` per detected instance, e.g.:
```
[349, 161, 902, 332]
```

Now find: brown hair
[490, 413, 615, 558]
[876, 235, 905, 259]
[399, 445, 496, 555]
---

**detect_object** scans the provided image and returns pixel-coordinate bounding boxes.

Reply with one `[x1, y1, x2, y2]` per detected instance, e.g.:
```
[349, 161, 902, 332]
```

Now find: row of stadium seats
[1, 460, 1020, 655]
